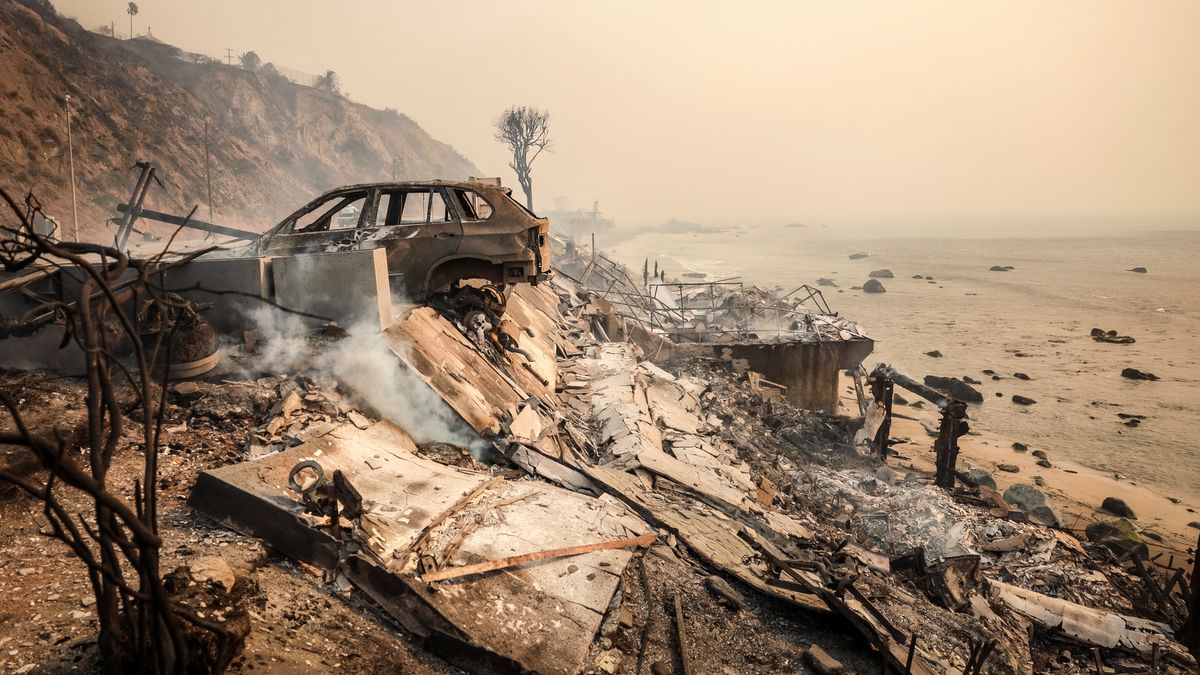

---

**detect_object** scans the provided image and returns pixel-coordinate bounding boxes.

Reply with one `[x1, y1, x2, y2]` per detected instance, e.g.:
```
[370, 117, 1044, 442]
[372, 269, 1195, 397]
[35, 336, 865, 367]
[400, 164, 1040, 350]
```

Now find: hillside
[0, 0, 480, 239]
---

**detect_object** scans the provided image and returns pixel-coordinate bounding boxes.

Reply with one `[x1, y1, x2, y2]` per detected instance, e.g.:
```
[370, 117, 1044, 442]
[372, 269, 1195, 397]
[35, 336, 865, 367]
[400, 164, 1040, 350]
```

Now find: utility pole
[64, 94, 79, 242]
[203, 116, 213, 226]
[224, 48, 233, 65]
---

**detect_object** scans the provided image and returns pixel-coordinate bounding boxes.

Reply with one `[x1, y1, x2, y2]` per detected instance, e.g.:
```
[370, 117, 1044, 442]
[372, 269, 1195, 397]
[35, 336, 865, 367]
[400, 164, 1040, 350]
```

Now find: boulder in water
[1100, 496, 1136, 519]
[1121, 368, 1159, 381]
[911, 274, 924, 279]
[924, 350, 943, 358]
[1128, 267, 1147, 273]
[989, 265, 1009, 272]
[868, 269, 894, 278]
[964, 467, 996, 490]
[862, 279, 887, 293]
[1012, 395, 1036, 405]
[923, 375, 983, 402]
[1092, 328, 1135, 344]
[1013, 372, 1031, 380]
[1003, 484, 1060, 527]
[962, 375, 981, 385]
[815, 278, 837, 287]
[849, 252, 869, 260]
[1011, 442, 1028, 452]
[1085, 518, 1146, 556]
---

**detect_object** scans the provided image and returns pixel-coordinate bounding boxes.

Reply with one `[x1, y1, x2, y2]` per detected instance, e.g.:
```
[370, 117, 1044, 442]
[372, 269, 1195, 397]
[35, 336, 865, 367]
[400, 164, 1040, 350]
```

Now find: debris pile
[551, 236, 870, 346]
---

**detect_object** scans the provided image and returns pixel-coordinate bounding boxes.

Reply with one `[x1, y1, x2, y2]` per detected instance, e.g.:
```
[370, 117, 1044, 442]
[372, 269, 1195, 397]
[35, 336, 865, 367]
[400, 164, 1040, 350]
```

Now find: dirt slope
[0, 0, 480, 239]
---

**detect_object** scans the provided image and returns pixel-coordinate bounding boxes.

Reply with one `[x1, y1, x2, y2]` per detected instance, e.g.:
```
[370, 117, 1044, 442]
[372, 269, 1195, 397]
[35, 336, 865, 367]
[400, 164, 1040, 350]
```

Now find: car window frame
[278, 188, 370, 235]
[361, 186, 455, 229]
[451, 187, 495, 222]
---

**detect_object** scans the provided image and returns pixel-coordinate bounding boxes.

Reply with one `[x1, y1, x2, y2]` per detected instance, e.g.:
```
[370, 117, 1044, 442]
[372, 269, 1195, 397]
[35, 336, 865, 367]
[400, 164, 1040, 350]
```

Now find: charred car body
[251, 180, 551, 300]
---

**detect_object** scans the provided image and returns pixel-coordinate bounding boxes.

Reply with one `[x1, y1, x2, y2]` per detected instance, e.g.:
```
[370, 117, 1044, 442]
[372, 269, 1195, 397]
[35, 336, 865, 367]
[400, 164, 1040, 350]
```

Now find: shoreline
[838, 374, 1200, 560]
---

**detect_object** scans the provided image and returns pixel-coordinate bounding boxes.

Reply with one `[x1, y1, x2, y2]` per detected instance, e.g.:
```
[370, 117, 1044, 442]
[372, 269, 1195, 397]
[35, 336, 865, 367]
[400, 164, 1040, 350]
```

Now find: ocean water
[604, 227, 1200, 499]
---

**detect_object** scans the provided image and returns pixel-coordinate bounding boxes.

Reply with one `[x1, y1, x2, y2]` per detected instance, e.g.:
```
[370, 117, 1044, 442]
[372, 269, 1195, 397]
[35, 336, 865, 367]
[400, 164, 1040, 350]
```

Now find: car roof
[313, 180, 507, 196]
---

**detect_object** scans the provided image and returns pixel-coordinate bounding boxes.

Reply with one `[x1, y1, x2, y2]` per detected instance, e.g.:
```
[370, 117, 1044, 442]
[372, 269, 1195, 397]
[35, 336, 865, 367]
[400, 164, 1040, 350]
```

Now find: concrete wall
[272, 248, 393, 330]
[158, 256, 271, 335]
[674, 337, 874, 413]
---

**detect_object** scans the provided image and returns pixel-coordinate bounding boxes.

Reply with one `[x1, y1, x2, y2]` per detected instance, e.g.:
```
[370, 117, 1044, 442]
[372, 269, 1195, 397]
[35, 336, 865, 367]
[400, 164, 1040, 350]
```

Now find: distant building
[541, 201, 614, 240]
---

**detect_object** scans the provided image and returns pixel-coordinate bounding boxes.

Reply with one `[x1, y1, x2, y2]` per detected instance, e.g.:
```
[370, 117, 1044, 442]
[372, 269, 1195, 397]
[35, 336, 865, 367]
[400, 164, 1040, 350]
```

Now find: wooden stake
[674, 592, 693, 675]
[421, 532, 655, 582]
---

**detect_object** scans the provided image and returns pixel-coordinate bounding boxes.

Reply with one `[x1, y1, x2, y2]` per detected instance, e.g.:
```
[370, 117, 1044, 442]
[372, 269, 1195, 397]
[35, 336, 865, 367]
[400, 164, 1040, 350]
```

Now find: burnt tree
[0, 189, 244, 673]
[493, 105, 552, 211]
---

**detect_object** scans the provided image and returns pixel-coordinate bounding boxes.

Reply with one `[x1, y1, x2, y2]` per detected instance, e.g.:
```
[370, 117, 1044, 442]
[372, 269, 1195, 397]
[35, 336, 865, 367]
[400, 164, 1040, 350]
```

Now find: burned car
[252, 180, 550, 300]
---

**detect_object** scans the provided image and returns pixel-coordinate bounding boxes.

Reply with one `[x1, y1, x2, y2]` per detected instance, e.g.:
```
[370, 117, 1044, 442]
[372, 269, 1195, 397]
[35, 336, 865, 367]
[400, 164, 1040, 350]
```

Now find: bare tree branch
[493, 106, 552, 211]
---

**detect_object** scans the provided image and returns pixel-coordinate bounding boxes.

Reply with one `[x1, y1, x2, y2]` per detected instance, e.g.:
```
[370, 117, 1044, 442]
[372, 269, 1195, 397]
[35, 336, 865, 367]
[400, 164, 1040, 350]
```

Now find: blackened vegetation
[0, 189, 246, 673]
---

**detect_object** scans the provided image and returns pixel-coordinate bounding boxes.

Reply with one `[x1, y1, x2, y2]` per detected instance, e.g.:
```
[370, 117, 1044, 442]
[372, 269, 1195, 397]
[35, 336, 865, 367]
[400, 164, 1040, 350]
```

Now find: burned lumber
[870, 364, 949, 409]
[934, 400, 968, 489]
[420, 532, 655, 582]
[1178, 532, 1200, 660]
[986, 578, 1190, 659]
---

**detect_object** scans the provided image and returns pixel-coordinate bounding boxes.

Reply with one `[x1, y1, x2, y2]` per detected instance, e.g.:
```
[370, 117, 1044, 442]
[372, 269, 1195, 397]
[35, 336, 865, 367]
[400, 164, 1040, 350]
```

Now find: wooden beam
[421, 532, 655, 582]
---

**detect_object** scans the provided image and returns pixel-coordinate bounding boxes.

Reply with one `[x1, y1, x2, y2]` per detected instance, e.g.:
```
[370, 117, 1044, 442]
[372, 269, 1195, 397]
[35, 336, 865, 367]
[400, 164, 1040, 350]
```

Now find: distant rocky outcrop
[815, 278, 837, 287]
[989, 265, 1015, 272]
[848, 252, 869, 260]
[862, 279, 887, 293]
[868, 269, 894, 279]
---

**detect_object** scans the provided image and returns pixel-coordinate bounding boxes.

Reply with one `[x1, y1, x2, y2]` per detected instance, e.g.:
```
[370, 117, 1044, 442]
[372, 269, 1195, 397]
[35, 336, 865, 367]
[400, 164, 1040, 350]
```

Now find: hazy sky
[57, 1, 1200, 232]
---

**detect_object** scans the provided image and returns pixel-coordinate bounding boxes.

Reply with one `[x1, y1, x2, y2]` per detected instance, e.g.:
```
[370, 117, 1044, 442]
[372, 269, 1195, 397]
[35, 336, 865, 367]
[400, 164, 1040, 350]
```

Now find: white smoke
[311, 318, 477, 446]
[236, 268, 478, 447]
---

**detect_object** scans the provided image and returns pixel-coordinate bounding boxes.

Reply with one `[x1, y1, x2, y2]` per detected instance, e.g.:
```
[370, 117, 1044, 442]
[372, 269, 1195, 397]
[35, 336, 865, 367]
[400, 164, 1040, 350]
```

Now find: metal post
[65, 94, 78, 241]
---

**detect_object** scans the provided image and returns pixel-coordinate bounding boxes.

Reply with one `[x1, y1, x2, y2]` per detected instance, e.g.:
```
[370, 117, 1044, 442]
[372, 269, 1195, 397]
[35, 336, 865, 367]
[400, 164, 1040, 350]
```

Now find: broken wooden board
[582, 463, 828, 614]
[505, 283, 566, 387]
[191, 421, 647, 675]
[986, 578, 1193, 661]
[384, 307, 524, 436]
